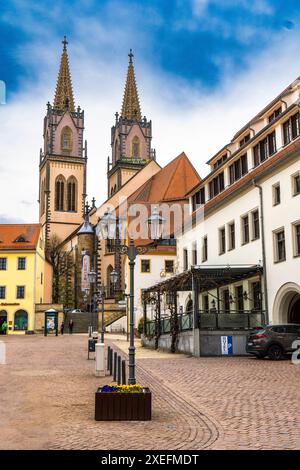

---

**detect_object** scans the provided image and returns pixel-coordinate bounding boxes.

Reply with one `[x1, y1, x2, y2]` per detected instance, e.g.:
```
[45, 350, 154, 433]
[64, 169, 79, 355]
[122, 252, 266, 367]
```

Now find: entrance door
[289, 298, 300, 323]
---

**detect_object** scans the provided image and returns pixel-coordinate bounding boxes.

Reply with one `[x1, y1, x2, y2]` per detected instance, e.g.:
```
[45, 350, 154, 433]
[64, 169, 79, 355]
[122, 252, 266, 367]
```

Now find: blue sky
[1, 0, 298, 98]
[1, 0, 300, 222]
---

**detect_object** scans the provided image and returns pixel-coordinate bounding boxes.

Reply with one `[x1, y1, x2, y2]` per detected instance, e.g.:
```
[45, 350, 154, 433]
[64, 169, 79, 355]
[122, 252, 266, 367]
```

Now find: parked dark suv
[246, 324, 300, 360]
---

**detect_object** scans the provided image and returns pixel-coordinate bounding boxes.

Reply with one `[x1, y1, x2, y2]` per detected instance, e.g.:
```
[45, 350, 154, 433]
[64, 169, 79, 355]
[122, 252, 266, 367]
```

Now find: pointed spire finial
[128, 49, 134, 64]
[62, 35, 68, 51]
[53, 36, 75, 112]
[121, 49, 142, 121]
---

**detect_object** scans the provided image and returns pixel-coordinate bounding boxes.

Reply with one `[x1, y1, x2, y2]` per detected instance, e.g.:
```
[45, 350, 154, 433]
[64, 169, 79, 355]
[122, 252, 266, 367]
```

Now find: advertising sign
[221, 335, 233, 355]
[81, 251, 90, 291]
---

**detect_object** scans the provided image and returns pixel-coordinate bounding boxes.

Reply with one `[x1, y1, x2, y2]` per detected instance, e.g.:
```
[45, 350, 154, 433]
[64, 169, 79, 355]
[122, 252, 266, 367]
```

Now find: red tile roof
[128, 152, 201, 203]
[0, 224, 41, 251]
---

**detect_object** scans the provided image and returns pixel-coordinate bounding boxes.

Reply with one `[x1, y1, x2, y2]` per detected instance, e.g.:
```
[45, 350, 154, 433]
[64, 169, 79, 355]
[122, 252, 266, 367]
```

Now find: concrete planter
[95, 387, 151, 421]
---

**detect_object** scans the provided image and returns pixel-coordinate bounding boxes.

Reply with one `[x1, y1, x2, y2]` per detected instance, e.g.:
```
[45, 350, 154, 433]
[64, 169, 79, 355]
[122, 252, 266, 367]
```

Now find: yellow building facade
[0, 224, 52, 334]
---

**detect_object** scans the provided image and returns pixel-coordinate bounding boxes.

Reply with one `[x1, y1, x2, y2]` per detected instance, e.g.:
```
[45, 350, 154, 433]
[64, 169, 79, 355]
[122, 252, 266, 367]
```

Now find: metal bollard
[95, 343, 105, 377]
[117, 355, 121, 385]
[107, 346, 111, 370]
[113, 351, 117, 382]
[122, 359, 126, 385]
[109, 348, 113, 375]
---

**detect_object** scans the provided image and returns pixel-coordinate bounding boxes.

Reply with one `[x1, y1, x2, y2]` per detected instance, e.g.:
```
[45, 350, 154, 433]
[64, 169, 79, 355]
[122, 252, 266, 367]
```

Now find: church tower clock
[107, 50, 156, 197]
[39, 37, 87, 248]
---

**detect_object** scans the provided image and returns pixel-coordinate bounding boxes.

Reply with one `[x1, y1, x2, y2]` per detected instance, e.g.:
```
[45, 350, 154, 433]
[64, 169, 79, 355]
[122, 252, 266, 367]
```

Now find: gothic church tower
[107, 50, 155, 197]
[39, 37, 87, 248]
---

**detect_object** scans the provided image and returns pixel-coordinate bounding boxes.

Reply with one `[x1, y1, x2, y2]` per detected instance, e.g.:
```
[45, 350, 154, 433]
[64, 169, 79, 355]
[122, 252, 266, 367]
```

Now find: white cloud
[1, 24, 300, 223]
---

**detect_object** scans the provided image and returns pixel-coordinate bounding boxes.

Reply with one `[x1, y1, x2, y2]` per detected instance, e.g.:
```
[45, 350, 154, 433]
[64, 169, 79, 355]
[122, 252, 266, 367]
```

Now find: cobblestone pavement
[0, 334, 299, 450]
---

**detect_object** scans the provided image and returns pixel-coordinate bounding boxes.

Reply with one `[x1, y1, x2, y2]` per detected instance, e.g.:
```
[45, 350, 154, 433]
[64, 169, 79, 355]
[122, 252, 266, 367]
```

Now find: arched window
[61, 126, 73, 151]
[132, 136, 140, 158]
[55, 175, 65, 211]
[67, 177, 77, 212]
[14, 310, 28, 331]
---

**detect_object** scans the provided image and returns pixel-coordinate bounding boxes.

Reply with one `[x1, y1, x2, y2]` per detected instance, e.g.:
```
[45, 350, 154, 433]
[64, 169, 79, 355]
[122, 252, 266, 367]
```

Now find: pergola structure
[142, 265, 265, 352]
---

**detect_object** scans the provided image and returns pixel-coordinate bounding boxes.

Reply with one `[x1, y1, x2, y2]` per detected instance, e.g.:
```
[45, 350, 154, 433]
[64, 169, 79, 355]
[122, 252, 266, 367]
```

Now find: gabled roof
[128, 152, 201, 204]
[0, 224, 41, 251]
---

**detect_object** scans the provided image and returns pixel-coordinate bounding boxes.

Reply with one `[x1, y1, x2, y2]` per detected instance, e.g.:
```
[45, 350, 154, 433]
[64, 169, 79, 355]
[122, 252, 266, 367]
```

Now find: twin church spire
[121, 49, 142, 121]
[53, 38, 141, 121]
[53, 36, 75, 112]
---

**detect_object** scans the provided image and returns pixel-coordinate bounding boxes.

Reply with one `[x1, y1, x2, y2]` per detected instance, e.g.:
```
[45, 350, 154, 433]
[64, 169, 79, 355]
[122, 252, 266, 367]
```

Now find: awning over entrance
[144, 264, 263, 294]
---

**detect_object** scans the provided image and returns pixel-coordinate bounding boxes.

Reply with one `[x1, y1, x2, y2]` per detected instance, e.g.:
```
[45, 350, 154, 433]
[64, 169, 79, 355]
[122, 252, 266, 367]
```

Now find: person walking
[60, 321, 65, 335]
[1, 321, 7, 335]
[68, 319, 74, 334]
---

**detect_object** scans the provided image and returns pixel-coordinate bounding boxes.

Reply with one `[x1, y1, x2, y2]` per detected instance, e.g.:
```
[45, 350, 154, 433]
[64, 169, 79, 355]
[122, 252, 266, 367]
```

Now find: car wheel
[256, 353, 266, 359]
[267, 344, 283, 360]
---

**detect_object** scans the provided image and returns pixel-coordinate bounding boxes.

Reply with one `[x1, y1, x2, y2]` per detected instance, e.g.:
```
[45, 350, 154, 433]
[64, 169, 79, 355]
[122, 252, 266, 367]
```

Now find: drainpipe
[252, 179, 269, 324]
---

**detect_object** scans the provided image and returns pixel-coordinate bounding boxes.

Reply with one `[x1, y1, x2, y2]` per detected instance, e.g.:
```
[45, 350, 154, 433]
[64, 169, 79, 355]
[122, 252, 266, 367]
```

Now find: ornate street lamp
[98, 285, 106, 344]
[96, 206, 165, 385]
[96, 207, 117, 240]
[88, 271, 97, 332]
[110, 269, 118, 286]
[147, 205, 165, 241]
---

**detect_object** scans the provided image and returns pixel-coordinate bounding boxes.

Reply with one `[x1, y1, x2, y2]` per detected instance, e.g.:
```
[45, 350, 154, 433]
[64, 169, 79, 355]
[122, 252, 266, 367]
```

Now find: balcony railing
[144, 310, 266, 336]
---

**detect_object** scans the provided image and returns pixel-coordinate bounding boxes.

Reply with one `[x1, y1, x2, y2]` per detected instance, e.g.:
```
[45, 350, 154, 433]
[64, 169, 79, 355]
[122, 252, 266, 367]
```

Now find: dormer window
[14, 235, 28, 243]
[239, 133, 250, 148]
[213, 154, 227, 169]
[268, 106, 282, 124]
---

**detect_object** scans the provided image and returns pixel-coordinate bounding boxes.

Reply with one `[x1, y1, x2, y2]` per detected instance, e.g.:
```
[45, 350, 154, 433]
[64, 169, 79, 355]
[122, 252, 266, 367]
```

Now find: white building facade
[142, 77, 300, 355]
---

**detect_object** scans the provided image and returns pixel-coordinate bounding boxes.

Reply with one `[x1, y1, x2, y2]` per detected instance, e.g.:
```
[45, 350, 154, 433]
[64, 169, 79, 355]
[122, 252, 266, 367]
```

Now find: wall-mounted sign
[221, 335, 233, 355]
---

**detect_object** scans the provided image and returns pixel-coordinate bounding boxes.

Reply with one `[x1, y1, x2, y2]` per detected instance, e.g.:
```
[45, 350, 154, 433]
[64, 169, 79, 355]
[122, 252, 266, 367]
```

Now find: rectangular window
[0, 258, 7, 270]
[229, 154, 248, 185]
[235, 285, 244, 313]
[252, 210, 260, 240]
[165, 260, 174, 273]
[0, 286, 6, 299]
[253, 130, 276, 167]
[228, 222, 235, 250]
[251, 282, 262, 310]
[192, 188, 205, 211]
[293, 223, 300, 257]
[292, 172, 300, 196]
[17, 257, 26, 270]
[16, 286, 25, 299]
[272, 183, 281, 206]
[219, 227, 226, 255]
[274, 229, 286, 262]
[192, 242, 197, 265]
[183, 249, 188, 271]
[223, 289, 230, 313]
[241, 215, 250, 244]
[203, 294, 209, 313]
[202, 236, 208, 262]
[283, 112, 300, 145]
[209, 172, 224, 199]
[141, 260, 150, 273]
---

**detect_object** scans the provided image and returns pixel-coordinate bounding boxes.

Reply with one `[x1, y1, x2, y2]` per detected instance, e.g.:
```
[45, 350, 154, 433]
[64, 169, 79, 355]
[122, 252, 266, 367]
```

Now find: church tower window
[55, 175, 66, 211]
[61, 126, 73, 151]
[132, 136, 140, 157]
[40, 179, 45, 215]
[67, 177, 77, 212]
